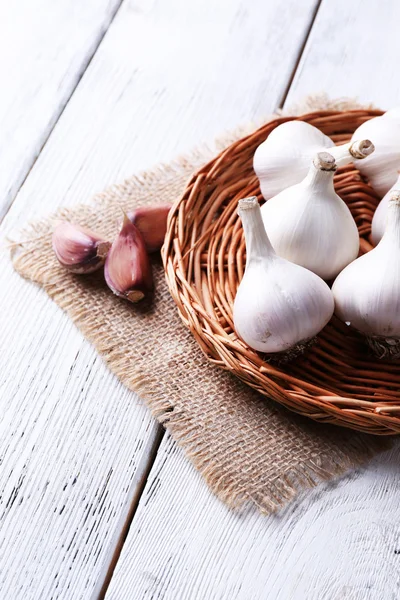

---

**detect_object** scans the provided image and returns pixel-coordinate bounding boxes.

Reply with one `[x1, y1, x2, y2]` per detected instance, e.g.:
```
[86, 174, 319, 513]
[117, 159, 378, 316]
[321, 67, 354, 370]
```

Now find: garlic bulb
[105, 214, 153, 303]
[351, 109, 400, 197]
[254, 120, 374, 200]
[127, 204, 172, 252]
[333, 191, 400, 358]
[52, 222, 110, 274]
[261, 152, 359, 280]
[371, 172, 400, 245]
[233, 197, 334, 354]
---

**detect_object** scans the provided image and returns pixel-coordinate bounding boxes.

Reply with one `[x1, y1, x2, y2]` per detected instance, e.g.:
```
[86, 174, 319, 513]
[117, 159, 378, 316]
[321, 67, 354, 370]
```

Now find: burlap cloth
[11, 96, 393, 514]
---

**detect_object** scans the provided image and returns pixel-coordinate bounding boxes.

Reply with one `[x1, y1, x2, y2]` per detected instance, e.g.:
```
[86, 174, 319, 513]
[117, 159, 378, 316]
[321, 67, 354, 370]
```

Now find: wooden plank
[106, 435, 400, 600]
[2, 0, 320, 217]
[0, 0, 122, 221]
[0, 280, 161, 598]
[285, 0, 400, 110]
[104, 1, 400, 598]
[0, 0, 318, 597]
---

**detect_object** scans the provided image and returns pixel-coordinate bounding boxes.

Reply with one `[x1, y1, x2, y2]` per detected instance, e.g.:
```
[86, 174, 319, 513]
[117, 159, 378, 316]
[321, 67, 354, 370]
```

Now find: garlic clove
[52, 222, 111, 274]
[253, 119, 374, 200]
[333, 191, 400, 358]
[127, 204, 172, 252]
[234, 197, 334, 355]
[104, 214, 153, 303]
[351, 110, 400, 197]
[371, 172, 400, 245]
[261, 152, 359, 280]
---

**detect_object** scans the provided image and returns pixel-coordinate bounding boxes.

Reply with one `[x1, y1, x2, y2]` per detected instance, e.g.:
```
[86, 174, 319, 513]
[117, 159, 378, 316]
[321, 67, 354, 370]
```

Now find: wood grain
[0, 0, 122, 221]
[106, 435, 400, 600]
[104, 2, 400, 599]
[1, 0, 320, 217]
[0, 280, 160, 598]
[0, 0, 318, 597]
[286, 0, 400, 110]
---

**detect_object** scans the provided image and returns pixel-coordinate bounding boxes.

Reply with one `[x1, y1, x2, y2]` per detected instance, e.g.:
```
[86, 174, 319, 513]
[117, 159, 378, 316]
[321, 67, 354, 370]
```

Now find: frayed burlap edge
[9, 95, 392, 514]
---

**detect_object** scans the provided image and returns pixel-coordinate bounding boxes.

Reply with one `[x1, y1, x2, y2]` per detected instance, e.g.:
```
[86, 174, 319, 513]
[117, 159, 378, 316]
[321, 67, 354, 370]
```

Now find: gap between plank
[96, 426, 165, 600]
[277, 0, 324, 109]
[0, 0, 124, 226]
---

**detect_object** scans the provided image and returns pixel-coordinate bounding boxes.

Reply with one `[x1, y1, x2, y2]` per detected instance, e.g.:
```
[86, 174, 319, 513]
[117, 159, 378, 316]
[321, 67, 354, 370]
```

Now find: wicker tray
[163, 109, 400, 435]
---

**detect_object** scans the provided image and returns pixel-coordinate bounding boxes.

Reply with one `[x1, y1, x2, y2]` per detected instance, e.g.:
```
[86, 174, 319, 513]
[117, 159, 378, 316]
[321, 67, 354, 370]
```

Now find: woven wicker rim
[163, 109, 400, 435]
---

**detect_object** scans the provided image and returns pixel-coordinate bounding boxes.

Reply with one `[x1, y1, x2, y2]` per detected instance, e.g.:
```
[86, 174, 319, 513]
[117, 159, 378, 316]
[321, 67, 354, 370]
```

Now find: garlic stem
[329, 139, 374, 166]
[304, 152, 337, 189]
[349, 139, 375, 159]
[96, 242, 112, 260]
[313, 152, 336, 171]
[238, 197, 274, 264]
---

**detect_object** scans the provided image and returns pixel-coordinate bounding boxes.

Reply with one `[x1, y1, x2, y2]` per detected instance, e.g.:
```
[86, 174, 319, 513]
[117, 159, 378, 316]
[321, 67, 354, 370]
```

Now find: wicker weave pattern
[163, 109, 400, 435]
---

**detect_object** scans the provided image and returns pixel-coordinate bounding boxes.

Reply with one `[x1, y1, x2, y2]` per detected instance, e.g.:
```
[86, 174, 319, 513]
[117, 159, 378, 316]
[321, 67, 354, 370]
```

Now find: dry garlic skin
[234, 257, 334, 353]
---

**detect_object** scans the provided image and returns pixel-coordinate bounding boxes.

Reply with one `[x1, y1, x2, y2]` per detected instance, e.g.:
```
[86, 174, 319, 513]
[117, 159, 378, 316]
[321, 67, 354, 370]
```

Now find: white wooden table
[1, 1, 400, 598]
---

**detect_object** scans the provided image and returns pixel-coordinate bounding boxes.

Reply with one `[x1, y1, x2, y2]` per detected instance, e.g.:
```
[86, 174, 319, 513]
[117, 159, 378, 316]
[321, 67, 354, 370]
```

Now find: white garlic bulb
[371, 172, 400, 245]
[254, 120, 374, 200]
[261, 152, 359, 280]
[351, 109, 400, 197]
[233, 197, 334, 354]
[333, 191, 400, 359]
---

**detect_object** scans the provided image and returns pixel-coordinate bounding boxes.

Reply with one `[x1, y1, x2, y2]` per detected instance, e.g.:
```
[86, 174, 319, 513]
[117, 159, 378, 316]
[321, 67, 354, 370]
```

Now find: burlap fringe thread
[10, 95, 392, 514]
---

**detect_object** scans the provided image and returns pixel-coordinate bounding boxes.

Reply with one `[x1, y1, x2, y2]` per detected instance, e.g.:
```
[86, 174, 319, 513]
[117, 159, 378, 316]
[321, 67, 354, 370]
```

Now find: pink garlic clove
[127, 204, 172, 253]
[52, 222, 110, 274]
[105, 214, 153, 303]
